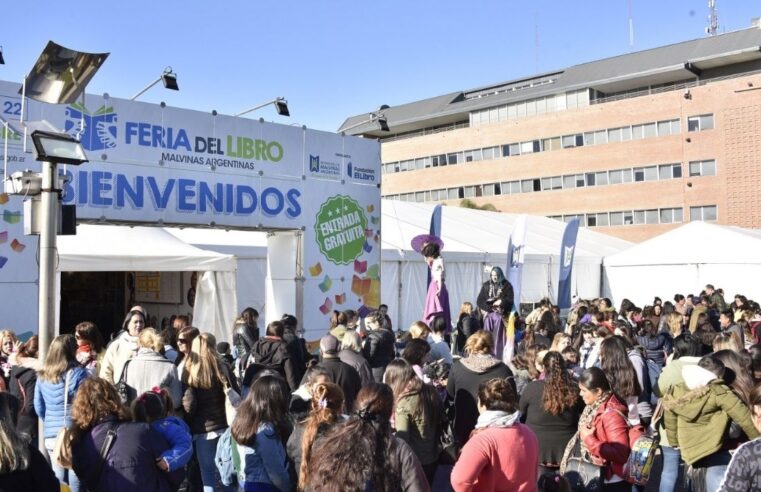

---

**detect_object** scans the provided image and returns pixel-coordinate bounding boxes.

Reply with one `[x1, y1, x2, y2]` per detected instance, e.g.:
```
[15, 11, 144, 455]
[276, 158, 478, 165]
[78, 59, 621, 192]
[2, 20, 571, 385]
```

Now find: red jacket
[582, 395, 630, 480]
[451, 423, 539, 492]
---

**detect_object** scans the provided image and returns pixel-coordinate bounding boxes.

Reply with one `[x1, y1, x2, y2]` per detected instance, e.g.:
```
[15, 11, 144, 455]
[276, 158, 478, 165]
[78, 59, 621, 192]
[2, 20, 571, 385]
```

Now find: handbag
[116, 359, 132, 404]
[564, 456, 603, 492]
[437, 399, 458, 465]
[223, 381, 241, 426]
[52, 370, 75, 469]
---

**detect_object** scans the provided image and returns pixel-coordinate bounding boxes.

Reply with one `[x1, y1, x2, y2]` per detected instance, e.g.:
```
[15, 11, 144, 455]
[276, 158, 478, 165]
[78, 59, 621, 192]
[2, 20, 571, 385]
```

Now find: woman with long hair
[303, 383, 428, 492]
[33, 334, 88, 491]
[447, 331, 514, 448]
[0, 392, 59, 491]
[286, 382, 344, 490]
[420, 239, 451, 332]
[0, 329, 18, 389]
[712, 349, 755, 405]
[454, 301, 480, 356]
[8, 336, 41, 442]
[181, 332, 237, 492]
[174, 326, 200, 367]
[519, 352, 583, 473]
[599, 336, 643, 424]
[401, 338, 432, 382]
[550, 333, 572, 353]
[70, 378, 180, 491]
[565, 367, 630, 491]
[510, 344, 545, 397]
[384, 359, 442, 484]
[665, 311, 684, 339]
[634, 319, 671, 370]
[74, 321, 106, 375]
[232, 374, 291, 492]
[100, 309, 145, 384]
[452, 378, 539, 491]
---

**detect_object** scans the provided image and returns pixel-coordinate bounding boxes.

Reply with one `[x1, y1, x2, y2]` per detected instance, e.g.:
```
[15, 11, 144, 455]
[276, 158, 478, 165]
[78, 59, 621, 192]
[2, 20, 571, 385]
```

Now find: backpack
[613, 408, 659, 485]
[214, 427, 241, 487]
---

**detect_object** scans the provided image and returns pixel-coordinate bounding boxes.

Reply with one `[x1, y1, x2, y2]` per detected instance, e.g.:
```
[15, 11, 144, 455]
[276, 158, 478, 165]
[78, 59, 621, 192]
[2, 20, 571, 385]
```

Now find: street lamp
[0, 46, 5, 65]
[339, 112, 389, 134]
[235, 97, 290, 117]
[130, 66, 179, 100]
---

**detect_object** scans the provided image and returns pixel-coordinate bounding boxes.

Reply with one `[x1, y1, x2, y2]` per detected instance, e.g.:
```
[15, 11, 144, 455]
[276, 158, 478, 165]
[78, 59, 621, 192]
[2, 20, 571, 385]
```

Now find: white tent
[603, 221, 761, 307]
[57, 225, 238, 342]
[380, 201, 631, 329]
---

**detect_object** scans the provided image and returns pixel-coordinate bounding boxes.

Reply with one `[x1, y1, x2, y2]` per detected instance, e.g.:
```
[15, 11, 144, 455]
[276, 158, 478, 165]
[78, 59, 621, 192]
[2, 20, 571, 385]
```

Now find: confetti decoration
[363, 241, 372, 253]
[0, 257, 7, 269]
[318, 275, 333, 293]
[370, 216, 379, 225]
[334, 293, 346, 305]
[308, 262, 323, 277]
[351, 275, 371, 296]
[363, 279, 381, 308]
[0, 231, 7, 244]
[0, 193, 8, 205]
[354, 259, 367, 274]
[2, 210, 21, 224]
[366, 264, 380, 280]
[366, 204, 374, 213]
[364, 228, 374, 238]
[319, 297, 333, 315]
[10, 239, 25, 253]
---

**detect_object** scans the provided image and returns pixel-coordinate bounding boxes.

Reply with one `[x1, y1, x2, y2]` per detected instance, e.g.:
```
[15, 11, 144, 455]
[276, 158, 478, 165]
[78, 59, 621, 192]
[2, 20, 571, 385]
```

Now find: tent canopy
[381, 201, 631, 262]
[57, 225, 237, 272]
[604, 221, 761, 267]
[603, 221, 761, 307]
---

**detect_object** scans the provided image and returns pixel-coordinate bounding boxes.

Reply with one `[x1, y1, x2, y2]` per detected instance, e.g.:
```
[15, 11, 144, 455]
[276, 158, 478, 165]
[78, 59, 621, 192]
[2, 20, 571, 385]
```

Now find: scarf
[474, 410, 521, 430]
[560, 391, 612, 471]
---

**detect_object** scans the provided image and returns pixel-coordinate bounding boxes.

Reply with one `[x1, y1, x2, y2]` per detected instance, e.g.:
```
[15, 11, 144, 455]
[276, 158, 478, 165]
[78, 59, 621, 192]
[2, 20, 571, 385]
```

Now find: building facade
[340, 23, 761, 242]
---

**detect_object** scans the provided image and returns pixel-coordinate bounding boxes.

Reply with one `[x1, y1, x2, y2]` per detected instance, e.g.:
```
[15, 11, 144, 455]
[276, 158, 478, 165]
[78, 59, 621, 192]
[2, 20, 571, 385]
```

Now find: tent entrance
[59, 272, 125, 339]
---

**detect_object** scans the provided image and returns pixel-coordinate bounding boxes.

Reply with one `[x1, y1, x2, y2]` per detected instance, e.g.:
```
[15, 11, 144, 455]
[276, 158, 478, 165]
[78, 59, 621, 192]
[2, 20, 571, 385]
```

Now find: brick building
[340, 23, 761, 242]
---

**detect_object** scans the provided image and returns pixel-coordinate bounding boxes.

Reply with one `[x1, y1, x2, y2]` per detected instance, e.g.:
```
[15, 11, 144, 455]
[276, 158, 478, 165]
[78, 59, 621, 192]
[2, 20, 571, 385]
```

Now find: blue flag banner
[428, 204, 442, 285]
[506, 215, 527, 314]
[557, 218, 580, 310]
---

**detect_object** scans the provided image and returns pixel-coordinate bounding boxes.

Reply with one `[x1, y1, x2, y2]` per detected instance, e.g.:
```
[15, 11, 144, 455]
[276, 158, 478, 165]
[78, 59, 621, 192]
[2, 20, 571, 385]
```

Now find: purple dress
[423, 257, 451, 333]
[483, 311, 506, 359]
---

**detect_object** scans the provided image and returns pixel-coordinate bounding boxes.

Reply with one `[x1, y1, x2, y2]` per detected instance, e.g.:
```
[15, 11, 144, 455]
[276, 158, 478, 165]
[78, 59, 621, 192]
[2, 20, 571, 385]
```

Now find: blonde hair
[666, 312, 683, 338]
[713, 332, 742, 353]
[408, 321, 430, 340]
[342, 330, 363, 353]
[464, 331, 494, 356]
[550, 333, 571, 352]
[459, 302, 474, 317]
[138, 327, 163, 353]
[183, 333, 226, 390]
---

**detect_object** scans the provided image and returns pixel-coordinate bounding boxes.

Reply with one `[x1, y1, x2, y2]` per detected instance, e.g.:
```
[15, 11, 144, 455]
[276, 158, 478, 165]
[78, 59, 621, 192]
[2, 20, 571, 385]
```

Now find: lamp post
[234, 97, 290, 117]
[30, 131, 88, 363]
[130, 67, 179, 101]
[339, 112, 389, 134]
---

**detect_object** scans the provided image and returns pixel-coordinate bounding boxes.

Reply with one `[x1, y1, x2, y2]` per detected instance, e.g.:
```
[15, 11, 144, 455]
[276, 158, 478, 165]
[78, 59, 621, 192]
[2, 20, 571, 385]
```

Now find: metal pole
[37, 160, 57, 366]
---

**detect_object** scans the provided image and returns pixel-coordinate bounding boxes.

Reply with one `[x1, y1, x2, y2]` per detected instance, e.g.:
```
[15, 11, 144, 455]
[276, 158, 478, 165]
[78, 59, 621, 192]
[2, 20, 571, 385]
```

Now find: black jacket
[362, 328, 396, 382]
[0, 442, 59, 492]
[245, 336, 300, 391]
[8, 360, 39, 440]
[477, 279, 514, 314]
[318, 357, 362, 412]
[232, 323, 258, 368]
[182, 361, 237, 434]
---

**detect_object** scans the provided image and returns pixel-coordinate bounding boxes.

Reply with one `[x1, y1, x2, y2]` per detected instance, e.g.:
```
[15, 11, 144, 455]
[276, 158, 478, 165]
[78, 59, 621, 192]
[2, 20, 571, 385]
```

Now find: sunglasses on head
[178, 339, 188, 344]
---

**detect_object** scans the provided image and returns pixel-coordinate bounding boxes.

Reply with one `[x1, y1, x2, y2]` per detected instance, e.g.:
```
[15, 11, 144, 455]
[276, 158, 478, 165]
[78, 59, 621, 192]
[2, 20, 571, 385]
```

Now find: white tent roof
[57, 225, 237, 272]
[381, 200, 632, 262]
[604, 221, 761, 267]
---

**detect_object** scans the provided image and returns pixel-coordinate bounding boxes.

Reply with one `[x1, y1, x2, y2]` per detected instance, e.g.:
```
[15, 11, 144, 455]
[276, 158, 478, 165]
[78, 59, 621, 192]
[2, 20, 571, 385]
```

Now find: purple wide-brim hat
[411, 234, 444, 253]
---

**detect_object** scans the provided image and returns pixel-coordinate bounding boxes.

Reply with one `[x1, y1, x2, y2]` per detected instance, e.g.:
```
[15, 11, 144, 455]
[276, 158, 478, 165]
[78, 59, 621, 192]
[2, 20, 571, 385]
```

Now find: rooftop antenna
[706, 0, 718, 36]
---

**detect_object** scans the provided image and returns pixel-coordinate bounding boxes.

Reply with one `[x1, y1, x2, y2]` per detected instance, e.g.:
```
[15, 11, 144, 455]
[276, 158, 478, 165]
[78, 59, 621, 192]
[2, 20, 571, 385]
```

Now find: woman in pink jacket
[451, 378, 540, 492]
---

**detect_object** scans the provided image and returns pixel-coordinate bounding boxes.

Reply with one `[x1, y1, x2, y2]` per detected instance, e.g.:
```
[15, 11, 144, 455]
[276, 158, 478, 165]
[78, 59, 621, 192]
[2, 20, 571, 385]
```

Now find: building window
[509, 181, 521, 194]
[447, 153, 459, 165]
[595, 171, 608, 185]
[597, 213, 609, 226]
[633, 168, 645, 182]
[586, 173, 596, 186]
[688, 159, 716, 177]
[587, 215, 597, 227]
[644, 166, 658, 181]
[610, 212, 624, 225]
[563, 175, 576, 189]
[687, 114, 714, 132]
[521, 180, 533, 193]
[609, 169, 623, 184]
[690, 205, 717, 221]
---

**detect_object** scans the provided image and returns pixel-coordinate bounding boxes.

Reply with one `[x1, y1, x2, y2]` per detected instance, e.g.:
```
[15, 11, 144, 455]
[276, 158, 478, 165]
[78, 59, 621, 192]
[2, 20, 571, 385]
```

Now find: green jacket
[662, 366, 759, 465]
[395, 391, 440, 466]
[653, 356, 700, 447]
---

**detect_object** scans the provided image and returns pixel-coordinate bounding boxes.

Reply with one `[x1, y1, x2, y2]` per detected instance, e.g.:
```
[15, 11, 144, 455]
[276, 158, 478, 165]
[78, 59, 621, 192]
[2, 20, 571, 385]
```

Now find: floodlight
[19, 41, 109, 104]
[30, 130, 88, 165]
[235, 97, 290, 118]
[131, 67, 180, 100]
[339, 112, 390, 134]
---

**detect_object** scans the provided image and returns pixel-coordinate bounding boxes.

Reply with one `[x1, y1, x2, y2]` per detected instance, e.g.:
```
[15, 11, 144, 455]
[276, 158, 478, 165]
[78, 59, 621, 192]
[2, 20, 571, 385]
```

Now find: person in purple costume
[412, 235, 451, 334]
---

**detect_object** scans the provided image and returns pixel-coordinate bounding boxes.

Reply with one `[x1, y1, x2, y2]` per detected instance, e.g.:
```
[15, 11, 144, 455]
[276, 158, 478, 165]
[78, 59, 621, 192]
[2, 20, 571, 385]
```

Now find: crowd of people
[1, 276, 761, 491]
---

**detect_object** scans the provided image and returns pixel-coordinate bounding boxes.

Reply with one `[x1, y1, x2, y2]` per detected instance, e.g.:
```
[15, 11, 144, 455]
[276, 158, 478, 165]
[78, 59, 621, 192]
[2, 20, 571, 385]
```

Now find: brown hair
[182, 333, 225, 390]
[750, 383, 761, 415]
[74, 321, 105, 353]
[231, 374, 290, 447]
[464, 330, 494, 356]
[542, 352, 579, 415]
[478, 378, 517, 412]
[298, 383, 344, 490]
[38, 334, 77, 383]
[304, 383, 398, 491]
[71, 378, 130, 434]
[512, 344, 545, 380]
[16, 335, 38, 359]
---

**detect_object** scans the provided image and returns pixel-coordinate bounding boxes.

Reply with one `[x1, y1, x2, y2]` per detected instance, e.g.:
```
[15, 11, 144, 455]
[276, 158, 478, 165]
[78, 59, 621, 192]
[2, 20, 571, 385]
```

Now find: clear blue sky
[3, 1, 759, 132]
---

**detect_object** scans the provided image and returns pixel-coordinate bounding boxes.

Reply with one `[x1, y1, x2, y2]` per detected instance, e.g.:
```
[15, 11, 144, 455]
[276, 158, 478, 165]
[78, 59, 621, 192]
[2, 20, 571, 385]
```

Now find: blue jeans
[193, 434, 236, 492]
[705, 463, 729, 491]
[659, 445, 681, 492]
[45, 437, 82, 492]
